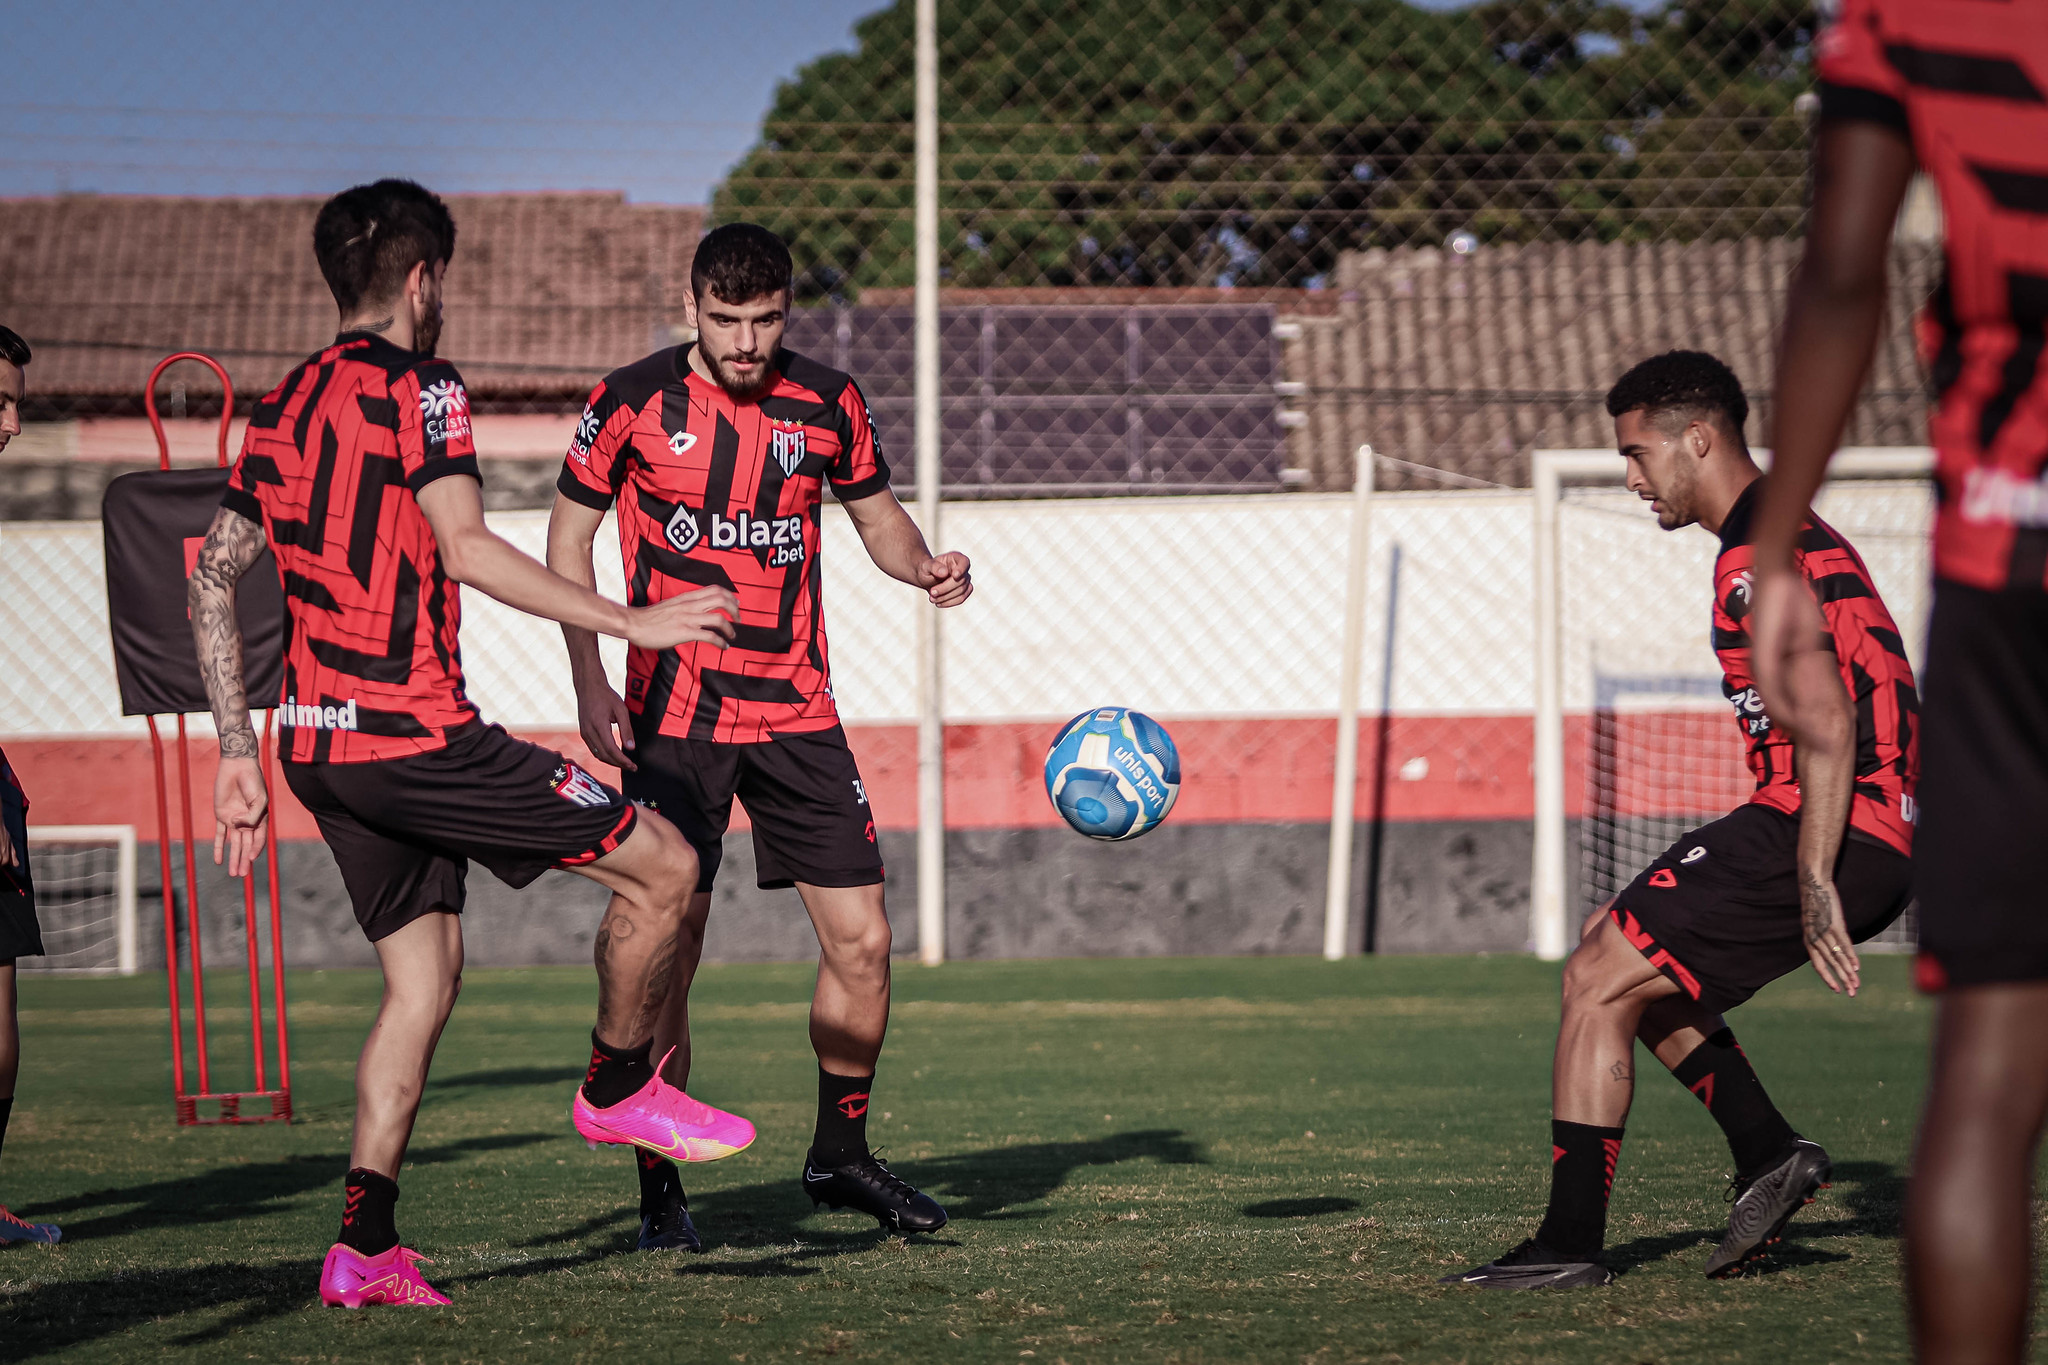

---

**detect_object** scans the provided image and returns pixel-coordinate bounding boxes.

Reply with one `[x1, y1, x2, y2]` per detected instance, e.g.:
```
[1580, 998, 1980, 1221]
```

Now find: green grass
[1, 955, 1937, 1362]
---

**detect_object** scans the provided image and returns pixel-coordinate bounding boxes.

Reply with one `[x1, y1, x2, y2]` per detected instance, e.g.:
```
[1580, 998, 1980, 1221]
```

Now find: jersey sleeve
[1816, 0, 1910, 135]
[396, 360, 482, 494]
[828, 378, 893, 500]
[555, 379, 632, 511]
[221, 431, 267, 524]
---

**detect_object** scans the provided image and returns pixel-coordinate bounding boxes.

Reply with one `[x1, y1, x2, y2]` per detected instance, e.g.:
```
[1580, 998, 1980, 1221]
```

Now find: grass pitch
[2, 954, 1936, 1362]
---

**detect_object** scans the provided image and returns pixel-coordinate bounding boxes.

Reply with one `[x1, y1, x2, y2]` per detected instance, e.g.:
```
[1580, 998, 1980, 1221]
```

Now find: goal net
[19, 825, 138, 975]
[1533, 450, 1932, 959]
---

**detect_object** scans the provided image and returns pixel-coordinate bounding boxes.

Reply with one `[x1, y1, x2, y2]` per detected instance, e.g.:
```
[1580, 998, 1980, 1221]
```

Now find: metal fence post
[1323, 445, 1375, 961]
[913, 0, 946, 966]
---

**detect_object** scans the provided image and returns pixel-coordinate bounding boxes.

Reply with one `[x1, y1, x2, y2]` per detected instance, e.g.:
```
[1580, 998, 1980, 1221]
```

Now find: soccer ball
[1042, 707, 1181, 840]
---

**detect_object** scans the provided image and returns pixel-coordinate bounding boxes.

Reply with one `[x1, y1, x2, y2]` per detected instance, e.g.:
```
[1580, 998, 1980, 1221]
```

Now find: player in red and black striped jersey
[548, 225, 973, 1244]
[189, 180, 753, 1305]
[1450, 352, 1918, 1292]
[1749, 5, 2048, 1355]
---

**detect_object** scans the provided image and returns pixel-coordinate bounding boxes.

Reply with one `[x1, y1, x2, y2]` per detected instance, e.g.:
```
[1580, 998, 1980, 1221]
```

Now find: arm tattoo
[1800, 870, 1832, 947]
[188, 509, 268, 761]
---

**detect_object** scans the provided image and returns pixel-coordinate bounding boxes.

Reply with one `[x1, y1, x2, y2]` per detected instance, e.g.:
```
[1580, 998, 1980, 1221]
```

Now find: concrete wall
[104, 816, 1547, 973]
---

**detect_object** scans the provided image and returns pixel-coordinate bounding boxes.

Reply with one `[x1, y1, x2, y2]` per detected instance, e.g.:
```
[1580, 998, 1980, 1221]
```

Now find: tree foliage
[712, 0, 1822, 296]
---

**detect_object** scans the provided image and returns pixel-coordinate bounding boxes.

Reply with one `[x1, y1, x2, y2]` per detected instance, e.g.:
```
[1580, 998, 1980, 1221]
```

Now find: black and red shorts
[1609, 803, 1911, 1013]
[1913, 581, 2048, 991]
[623, 725, 882, 893]
[283, 720, 636, 942]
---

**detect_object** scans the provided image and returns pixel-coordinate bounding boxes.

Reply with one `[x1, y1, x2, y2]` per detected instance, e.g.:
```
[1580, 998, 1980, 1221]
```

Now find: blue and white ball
[1042, 707, 1181, 840]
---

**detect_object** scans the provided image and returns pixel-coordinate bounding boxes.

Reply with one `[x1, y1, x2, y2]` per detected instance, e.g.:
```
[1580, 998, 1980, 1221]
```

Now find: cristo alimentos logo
[418, 378, 472, 446]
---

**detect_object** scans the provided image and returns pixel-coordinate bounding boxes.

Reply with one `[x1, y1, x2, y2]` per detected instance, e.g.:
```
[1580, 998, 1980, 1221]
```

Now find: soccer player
[548, 223, 972, 1247]
[0, 321, 59, 1249]
[1745, 6, 2048, 1357]
[1448, 350, 1918, 1288]
[190, 180, 754, 1307]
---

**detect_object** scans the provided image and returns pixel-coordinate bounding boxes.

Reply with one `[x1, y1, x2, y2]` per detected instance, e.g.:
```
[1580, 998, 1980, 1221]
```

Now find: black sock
[812, 1068, 875, 1167]
[636, 1148, 683, 1216]
[1671, 1028, 1798, 1177]
[1535, 1120, 1624, 1258]
[337, 1168, 400, 1256]
[581, 1032, 653, 1109]
[0, 1096, 12, 1163]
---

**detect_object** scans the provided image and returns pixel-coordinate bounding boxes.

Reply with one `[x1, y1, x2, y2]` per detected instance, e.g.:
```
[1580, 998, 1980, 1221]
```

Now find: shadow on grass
[1243, 1197, 1360, 1219]
[428, 1065, 584, 1091]
[515, 1127, 1209, 1279]
[1604, 1158, 1902, 1278]
[1, 1257, 323, 1359]
[25, 1133, 557, 1243]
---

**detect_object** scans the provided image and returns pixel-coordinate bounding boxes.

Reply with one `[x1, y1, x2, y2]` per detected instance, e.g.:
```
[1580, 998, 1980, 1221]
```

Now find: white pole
[1323, 445, 1375, 961]
[913, 0, 945, 967]
[1530, 452, 1569, 961]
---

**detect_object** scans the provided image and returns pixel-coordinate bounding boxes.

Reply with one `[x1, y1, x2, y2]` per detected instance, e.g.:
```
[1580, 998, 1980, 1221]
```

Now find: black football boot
[1704, 1137, 1831, 1277]
[1439, 1238, 1614, 1289]
[636, 1188, 702, 1252]
[801, 1149, 948, 1233]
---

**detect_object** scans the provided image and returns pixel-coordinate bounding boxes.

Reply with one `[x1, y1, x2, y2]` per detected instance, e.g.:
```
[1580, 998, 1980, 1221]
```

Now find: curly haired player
[1447, 350, 1918, 1289]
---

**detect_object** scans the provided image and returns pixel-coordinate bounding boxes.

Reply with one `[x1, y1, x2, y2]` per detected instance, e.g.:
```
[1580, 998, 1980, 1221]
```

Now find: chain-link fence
[3, 1, 1941, 499]
[723, 0, 1826, 295]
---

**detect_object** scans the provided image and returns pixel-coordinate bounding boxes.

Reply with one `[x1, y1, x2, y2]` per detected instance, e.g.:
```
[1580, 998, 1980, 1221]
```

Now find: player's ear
[1687, 419, 1713, 461]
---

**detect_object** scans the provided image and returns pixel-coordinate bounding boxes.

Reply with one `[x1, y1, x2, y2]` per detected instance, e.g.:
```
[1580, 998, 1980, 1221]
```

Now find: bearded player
[1447, 350, 1917, 1288]
[548, 224, 971, 1248]
[191, 180, 754, 1307]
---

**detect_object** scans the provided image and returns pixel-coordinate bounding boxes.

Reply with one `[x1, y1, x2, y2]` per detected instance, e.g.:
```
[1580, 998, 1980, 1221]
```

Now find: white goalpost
[1530, 448, 1935, 962]
[20, 824, 139, 976]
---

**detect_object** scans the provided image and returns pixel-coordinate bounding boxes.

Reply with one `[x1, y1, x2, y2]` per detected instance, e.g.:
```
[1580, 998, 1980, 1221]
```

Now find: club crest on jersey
[418, 378, 471, 445]
[551, 761, 612, 809]
[770, 423, 807, 477]
[669, 430, 698, 457]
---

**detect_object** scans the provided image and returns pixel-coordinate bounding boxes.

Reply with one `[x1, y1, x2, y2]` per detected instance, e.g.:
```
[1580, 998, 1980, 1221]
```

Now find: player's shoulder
[596, 346, 684, 414]
[773, 347, 858, 406]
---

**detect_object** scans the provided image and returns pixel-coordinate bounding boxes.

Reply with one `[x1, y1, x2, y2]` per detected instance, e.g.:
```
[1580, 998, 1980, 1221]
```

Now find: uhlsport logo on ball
[1042, 707, 1180, 840]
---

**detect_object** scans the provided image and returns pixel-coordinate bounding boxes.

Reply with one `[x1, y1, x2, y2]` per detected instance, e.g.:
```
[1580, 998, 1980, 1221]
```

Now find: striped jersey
[222, 332, 480, 762]
[555, 344, 892, 744]
[1714, 479, 1920, 855]
[1820, 0, 2048, 591]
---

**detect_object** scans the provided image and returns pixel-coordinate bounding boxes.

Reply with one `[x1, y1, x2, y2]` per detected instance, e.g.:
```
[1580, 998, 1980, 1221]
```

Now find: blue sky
[2, 1, 886, 203]
[5, 1, 1511, 206]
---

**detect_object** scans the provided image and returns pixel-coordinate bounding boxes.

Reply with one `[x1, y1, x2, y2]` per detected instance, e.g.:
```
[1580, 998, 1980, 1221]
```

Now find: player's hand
[0, 820, 14, 872]
[1800, 870, 1860, 996]
[624, 586, 739, 651]
[577, 677, 638, 772]
[213, 755, 270, 880]
[1748, 566, 1829, 732]
[916, 551, 973, 607]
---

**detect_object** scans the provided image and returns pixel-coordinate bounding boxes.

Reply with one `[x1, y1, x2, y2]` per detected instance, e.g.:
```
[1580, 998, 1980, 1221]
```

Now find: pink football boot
[571, 1047, 755, 1162]
[319, 1243, 452, 1307]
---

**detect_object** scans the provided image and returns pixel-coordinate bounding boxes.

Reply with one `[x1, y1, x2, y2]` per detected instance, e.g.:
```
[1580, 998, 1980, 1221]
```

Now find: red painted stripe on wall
[3, 712, 1750, 839]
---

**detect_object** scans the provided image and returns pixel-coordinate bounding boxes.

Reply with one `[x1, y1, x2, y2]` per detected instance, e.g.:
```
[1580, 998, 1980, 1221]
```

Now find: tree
[712, 0, 1822, 296]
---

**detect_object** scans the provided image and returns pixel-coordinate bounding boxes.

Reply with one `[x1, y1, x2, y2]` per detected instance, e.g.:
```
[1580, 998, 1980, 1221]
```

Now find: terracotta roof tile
[0, 193, 704, 402]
